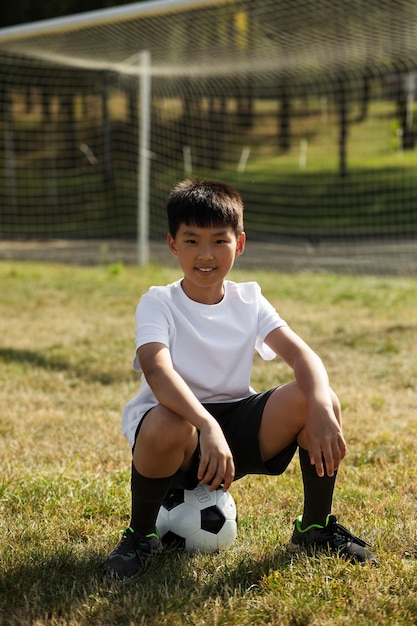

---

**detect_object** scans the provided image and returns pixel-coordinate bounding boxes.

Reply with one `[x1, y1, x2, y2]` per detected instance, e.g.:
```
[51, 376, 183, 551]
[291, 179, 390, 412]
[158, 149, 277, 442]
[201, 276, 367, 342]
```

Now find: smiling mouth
[196, 267, 216, 273]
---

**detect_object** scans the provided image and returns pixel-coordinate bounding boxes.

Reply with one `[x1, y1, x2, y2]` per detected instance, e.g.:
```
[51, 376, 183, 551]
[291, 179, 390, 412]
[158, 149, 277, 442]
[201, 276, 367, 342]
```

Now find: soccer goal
[1, 0, 417, 273]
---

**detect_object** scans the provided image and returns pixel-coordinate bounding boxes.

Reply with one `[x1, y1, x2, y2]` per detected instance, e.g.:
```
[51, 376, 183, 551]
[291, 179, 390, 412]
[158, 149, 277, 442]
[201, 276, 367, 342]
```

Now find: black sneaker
[290, 514, 377, 564]
[102, 527, 162, 581]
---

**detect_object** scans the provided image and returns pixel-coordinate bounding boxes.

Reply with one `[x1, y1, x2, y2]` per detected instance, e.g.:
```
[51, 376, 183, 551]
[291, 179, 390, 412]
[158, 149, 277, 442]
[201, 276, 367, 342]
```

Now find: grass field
[1, 261, 417, 625]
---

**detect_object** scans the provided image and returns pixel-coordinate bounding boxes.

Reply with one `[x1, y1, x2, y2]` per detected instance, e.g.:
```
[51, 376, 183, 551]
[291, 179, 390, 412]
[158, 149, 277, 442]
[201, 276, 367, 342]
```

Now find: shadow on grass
[0, 347, 133, 386]
[0, 543, 295, 625]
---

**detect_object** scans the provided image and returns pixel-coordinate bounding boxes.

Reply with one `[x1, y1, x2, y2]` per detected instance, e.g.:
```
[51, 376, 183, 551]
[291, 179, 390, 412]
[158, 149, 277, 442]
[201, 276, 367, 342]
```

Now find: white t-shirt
[121, 279, 287, 446]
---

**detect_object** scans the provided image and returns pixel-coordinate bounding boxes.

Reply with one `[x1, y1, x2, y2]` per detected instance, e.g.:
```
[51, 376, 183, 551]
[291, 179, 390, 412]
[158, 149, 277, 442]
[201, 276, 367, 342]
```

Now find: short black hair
[167, 178, 244, 238]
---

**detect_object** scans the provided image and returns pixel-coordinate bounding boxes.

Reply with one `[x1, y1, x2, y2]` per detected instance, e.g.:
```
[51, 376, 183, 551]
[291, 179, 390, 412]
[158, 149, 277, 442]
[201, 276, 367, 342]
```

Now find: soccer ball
[156, 484, 237, 553]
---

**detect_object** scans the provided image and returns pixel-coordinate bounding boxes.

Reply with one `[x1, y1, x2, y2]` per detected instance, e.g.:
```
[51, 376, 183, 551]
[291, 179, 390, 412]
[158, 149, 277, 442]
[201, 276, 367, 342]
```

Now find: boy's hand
[305, 404, 347, 477]
[198, 420, 235, 492]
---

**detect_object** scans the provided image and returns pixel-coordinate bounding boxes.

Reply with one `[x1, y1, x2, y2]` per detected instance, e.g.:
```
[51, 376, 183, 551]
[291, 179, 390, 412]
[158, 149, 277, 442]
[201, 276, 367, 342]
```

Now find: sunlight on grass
[1, 262, 417, 625]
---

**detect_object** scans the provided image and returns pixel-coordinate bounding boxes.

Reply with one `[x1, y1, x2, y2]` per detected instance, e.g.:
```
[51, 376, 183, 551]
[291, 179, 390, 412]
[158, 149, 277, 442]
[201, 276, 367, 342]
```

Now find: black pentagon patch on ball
[200, 505, 226, 534]
[161, 531, 186, 549]
[163, 488, 185, 511]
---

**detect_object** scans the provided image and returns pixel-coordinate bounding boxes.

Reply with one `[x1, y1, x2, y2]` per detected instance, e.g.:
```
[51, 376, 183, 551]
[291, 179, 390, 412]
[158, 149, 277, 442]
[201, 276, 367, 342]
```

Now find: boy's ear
[167, 232, 178, 256]
[235, 232, 246, 257]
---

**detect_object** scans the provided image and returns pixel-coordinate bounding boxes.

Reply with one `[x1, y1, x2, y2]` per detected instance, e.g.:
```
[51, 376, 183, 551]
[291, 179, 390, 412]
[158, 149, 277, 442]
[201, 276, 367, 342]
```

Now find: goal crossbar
[0, 0, 226, 44]
[1, 0, 417, 79]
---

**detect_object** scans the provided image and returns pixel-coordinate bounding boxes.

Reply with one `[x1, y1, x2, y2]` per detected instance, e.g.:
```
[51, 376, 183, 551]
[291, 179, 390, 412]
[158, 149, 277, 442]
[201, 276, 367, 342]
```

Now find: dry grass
[1, 262, 417, 625]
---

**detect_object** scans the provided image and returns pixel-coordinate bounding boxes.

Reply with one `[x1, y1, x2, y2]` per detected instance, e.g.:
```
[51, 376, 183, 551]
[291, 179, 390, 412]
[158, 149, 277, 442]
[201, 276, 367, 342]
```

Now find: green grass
[1, 261, 417, 625]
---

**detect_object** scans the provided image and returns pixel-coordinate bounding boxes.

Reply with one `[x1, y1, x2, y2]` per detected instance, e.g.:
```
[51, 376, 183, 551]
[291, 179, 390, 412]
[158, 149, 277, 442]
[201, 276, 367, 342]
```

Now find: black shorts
[134, 390, 298, 490]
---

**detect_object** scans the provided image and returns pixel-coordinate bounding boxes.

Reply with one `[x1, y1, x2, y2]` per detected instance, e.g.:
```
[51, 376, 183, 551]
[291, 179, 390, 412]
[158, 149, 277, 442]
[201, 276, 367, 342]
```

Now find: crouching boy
[103, 178, 376, 580]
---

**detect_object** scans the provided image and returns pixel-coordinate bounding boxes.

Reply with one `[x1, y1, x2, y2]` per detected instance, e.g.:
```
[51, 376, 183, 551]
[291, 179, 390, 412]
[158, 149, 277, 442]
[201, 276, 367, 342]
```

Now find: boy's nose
[198, 246, 214, 259]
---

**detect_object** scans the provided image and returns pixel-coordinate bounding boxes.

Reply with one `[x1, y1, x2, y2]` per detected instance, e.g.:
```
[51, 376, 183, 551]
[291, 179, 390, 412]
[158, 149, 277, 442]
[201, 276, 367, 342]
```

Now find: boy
[103, 178, 376, 581]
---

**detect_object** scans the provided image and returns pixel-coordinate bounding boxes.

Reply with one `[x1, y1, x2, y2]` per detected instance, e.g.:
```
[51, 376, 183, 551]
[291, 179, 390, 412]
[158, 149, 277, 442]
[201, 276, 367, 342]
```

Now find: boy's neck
[180, 278, 225, 305]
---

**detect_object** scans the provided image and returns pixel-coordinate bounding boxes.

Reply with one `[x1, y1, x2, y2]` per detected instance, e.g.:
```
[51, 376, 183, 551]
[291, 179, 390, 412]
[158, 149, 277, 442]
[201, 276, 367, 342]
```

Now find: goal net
[1, 0, 417, 273]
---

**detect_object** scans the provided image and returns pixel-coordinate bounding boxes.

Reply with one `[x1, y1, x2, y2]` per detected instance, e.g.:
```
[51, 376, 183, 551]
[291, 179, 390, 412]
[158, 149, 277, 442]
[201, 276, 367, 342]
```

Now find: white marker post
[138, 50, 151, 265]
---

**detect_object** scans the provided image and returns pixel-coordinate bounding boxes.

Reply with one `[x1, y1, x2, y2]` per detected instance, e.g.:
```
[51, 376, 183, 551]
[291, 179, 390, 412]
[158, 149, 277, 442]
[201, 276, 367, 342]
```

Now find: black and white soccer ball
[156, 484, 237, 552]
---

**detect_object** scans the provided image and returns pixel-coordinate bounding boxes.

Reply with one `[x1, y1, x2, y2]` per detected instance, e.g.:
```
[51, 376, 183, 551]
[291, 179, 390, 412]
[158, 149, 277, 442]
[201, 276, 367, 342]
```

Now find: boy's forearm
[145, 365, 216, 431]
[293, 350, 333, 408]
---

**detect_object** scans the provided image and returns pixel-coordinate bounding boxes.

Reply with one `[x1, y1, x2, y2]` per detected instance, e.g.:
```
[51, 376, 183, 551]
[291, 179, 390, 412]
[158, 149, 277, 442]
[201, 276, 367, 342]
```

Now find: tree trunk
[278, 80, 291, 153]
[102, 74, 114, 186]
[396, 74, 415, 150]
[60, 93, 78, 169]
[336, 73, 348, 178]
[2, 88, 18, 211]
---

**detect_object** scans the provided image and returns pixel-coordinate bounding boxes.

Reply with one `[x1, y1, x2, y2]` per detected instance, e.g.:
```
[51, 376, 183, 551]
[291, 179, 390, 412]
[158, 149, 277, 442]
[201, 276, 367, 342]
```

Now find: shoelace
[325, 519, 370, 548]
[121, 528, 160, 556]
[120, 528, 134, 542]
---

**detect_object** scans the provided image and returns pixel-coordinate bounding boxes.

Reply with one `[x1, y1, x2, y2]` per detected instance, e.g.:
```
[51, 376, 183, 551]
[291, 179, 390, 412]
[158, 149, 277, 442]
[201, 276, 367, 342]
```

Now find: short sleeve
[132, 288, 173, 371]
[254, 286, 287, 360]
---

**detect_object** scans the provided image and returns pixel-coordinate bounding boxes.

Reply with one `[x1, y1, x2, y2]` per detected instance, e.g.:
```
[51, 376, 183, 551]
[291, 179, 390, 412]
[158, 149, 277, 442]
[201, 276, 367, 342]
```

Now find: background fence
[1, 0, 417, 273]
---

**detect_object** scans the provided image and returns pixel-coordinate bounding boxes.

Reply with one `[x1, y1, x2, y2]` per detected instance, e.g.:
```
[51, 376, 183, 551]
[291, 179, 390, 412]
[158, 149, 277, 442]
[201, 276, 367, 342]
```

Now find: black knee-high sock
[130, 463, 176, 536]
[299, 447, 337, 529]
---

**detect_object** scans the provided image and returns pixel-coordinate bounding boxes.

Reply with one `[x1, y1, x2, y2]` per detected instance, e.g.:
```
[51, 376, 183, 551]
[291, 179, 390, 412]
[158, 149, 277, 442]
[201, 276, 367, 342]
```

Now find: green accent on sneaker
[145, 530, 160, 539]
[102, 526, 163, 581]
[295, 514, 331, 533]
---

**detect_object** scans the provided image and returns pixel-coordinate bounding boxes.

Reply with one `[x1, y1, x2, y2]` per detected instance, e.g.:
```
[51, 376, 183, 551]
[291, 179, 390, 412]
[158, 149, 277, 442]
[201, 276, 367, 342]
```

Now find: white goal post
[138, 49, 151, 266]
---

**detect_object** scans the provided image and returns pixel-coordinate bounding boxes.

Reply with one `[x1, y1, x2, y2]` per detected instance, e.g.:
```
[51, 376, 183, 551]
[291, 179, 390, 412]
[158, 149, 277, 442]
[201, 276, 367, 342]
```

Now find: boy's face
[167, 223, 245, 304]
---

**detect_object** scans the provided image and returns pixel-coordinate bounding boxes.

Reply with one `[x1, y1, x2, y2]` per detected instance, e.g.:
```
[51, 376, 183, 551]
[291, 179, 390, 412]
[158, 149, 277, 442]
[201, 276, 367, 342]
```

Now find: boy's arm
[265, 326, 347, 477]
[137, 342, 235, 492]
